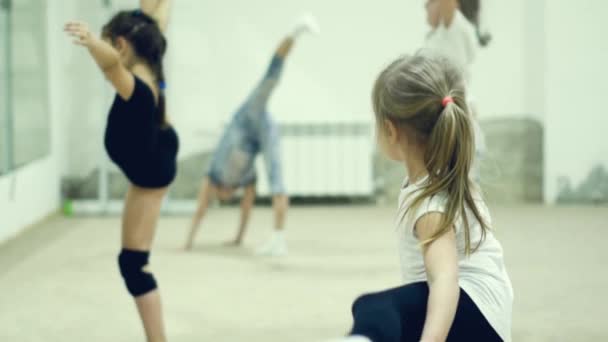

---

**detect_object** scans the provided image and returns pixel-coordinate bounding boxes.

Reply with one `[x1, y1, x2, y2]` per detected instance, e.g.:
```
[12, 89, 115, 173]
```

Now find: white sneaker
[292, 13, 321, 37]
[270, 238, 288, 257]
[255, 237, 276, 256]
[256, 235, 288, 257]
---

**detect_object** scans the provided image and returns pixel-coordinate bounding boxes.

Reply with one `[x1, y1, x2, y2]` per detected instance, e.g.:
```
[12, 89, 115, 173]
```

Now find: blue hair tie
[159, 81, 166, 90]
[132, 9, 143, 16]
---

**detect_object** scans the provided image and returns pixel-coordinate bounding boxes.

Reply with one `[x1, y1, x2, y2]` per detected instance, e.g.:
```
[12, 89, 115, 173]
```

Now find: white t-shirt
[396, 177, 513, 341]
[423, 10, 478, 86]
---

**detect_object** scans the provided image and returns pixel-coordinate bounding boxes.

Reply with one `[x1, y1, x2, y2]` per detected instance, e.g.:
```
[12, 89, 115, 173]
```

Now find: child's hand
[64, 21, 94, 47]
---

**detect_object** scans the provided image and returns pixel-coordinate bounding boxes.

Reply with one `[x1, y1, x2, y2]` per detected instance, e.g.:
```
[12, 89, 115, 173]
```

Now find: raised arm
[416, 212, 460, 342]
[438, 0, 459, 27]
[140, 0, 171, 32]
[232, 184, 256, 245]
[64, 21, 134, 100]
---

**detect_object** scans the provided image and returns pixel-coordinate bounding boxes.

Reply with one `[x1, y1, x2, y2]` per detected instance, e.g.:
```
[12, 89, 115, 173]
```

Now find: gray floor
[0, 205, 607, 341]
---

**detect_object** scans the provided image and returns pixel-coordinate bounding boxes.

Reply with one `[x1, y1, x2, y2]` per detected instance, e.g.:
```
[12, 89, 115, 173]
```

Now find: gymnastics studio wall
[2, 0, 606, 240]
[0, 0, 61, 243]
[55, 0, 542, 202]
[544, 1, 608, 204]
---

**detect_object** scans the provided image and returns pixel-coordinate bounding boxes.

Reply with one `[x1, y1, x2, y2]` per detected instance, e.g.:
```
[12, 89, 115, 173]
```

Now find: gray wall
[375, 118, 544, 204]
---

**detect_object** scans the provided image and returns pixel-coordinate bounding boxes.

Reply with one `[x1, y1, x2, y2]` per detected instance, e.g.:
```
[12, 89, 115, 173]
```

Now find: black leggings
[350, 282, 502, 342]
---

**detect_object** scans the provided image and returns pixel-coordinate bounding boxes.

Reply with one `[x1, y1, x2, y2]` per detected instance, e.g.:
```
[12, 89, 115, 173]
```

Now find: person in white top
[423, 0, 492, 180]
[330, 53, 513, 342]
[424, 0, 490, 85]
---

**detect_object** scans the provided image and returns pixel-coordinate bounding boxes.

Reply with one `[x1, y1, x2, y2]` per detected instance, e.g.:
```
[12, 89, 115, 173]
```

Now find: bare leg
[136, 292, 166, 342]
[256, 193, 289, 256]
[255, 107, 288, 256]
[272, 194, 289, 231]
[185, 177, 215, 250]
[122, 185, 168, 342]
[227, 184, 256, 246]
[255, 14, 318, 99]
[276, 37, 294, 59]
[244, 37, 293, 114]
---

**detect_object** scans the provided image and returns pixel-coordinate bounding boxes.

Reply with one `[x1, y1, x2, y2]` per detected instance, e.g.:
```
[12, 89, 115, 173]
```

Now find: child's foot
[269, 237, 288, 257]
[291, 13, 321, 38]
[256, 233, 288, 257]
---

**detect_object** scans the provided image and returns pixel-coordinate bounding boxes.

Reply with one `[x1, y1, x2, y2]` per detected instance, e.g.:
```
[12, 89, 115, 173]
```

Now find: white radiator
[255, 122, 374, 197]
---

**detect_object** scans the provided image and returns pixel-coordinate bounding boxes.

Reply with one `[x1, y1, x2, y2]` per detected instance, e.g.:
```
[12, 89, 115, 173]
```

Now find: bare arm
[416, 213, 460, 342]
[185, 178, 215, 250]
[140, 0, 171, 32]
[64, 21, 134, 100]
[233, 185, 256, 245]
[438, 0, 458, 27]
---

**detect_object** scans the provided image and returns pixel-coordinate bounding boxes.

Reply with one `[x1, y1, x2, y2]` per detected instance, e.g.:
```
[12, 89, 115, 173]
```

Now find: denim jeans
[207, 55, 285, 194]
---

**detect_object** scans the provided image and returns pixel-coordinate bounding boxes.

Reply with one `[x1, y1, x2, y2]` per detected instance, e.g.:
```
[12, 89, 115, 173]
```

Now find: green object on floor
[63, 200, 73, 216]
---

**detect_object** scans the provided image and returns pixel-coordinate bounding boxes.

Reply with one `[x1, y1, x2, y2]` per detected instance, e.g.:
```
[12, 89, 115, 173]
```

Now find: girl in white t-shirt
[423, 0, 491, 180]
[331, 54, 513, 341]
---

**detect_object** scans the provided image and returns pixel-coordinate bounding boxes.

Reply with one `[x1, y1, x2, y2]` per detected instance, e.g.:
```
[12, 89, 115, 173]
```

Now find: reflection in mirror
[10, 0, 50, 168]
[0, 4, 10, 175]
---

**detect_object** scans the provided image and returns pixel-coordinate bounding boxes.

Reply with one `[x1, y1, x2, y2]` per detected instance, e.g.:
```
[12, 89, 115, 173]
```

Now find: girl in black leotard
[64, 1, 175, 340]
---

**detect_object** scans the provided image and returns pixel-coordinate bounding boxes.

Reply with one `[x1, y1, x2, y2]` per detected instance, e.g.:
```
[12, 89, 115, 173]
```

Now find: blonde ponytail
[373, 53, 489, 254]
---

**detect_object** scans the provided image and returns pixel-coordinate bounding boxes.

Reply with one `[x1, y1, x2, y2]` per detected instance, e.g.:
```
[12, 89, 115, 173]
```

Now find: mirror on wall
[0, 0, 50, 176]
[10, 0, 50, 168]
[0, 1, 10, 175]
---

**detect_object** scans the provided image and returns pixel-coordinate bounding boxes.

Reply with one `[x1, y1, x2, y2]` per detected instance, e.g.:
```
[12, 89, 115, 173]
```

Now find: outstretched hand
[64, 21, 94, 47]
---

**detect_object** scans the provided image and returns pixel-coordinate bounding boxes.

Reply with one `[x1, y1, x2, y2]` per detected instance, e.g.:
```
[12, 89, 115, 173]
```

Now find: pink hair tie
[442, 96, 454, 107]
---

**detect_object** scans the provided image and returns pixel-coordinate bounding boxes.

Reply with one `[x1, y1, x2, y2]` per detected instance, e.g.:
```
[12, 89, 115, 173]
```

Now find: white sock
[256, 230, 287, 256]
[290, 13, 321, 39]
[257, 231, 283, 249]
[273, 230, 285, 240]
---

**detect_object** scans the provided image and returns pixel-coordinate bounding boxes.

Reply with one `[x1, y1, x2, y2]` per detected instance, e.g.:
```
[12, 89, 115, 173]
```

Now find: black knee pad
[118, 249, 157, 297]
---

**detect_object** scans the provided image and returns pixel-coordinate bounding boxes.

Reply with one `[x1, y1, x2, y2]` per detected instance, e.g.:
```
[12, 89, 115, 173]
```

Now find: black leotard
[104, 76, 179, 188]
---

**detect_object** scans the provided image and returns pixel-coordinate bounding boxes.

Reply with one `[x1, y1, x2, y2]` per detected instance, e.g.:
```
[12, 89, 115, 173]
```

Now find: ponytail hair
[372, 52, 489, 254]
[458, 0, 491, 47]
[102, 10, 168, 125]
